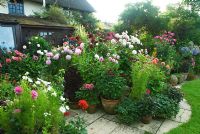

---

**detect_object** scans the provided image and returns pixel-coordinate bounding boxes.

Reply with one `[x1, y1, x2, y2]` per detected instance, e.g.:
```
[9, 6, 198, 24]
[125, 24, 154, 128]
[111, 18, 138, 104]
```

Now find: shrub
[137, 95, 155, 117]
[116, 97, 139, 124]
[164, 86, 183, 103]
[95, 72, 126, 100]
[0, 80, 65, 134]
[153, 94, 179, 119]
[0, 75, 14, 101]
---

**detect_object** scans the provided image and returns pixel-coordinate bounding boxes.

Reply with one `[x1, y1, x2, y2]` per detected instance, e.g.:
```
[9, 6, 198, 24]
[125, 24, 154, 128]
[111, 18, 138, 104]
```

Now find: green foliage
[95, 73, 126, 100]
[153, 94, 179, 119]
[167, 79, 200, 134]
[76, 90, 99, 105]
[34, 5, 68, 24]
[116, 1, 167, 34]
[0, 80, 64, 134]
[164, 86, 184, 103]
[0, 77, 14, 101]
[137, 95, 155, 117]
[183, 0, 200, 12]
[25, 36, 51, 56]
[60, 117, 87, 134]
[116, 97, 139, 124]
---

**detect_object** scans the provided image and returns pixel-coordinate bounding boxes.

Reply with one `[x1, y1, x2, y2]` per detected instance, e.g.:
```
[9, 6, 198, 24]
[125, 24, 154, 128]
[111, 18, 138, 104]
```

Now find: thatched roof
[0, 14, 74, 29]
[31, 0, 95, 13]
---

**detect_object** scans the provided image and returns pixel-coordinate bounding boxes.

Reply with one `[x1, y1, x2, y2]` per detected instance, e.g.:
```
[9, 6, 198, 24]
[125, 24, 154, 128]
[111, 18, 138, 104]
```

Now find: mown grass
[167, 79, 200, 134]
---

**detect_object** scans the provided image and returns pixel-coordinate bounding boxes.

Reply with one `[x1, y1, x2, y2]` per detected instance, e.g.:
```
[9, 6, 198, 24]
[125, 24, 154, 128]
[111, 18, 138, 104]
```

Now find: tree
[115, 1, 167, 35]
[183, 0, 200, 12]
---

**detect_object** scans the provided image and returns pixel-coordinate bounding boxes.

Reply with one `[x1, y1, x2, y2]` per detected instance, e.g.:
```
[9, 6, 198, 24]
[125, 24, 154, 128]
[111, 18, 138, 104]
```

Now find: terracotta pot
[101, 97, 119, 115]
[69, 101, 79, 110]
[87, 105, 97, 114]
[141, 115, 152, 124]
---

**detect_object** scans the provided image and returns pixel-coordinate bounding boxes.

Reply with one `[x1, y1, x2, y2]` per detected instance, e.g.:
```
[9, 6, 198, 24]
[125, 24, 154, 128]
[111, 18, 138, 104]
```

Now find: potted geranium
[76, 83, 99, 114]
[137, 94, 155, 124]
[96, 71, 126, 114]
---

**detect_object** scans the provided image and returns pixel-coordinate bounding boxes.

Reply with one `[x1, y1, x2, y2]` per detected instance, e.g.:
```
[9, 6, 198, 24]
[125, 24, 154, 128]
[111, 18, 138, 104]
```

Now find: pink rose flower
[53, 54, 60, 60]
[6, 58, 11, 63]
[75, 48, 82, 55]
[99, 57, 104, 62]
[46, 60, 51, 65]
[46, 52, 54, 57]
[13, 109, 21, 114]
[14, 86, 23, 95]
[31, 90, 38, 100]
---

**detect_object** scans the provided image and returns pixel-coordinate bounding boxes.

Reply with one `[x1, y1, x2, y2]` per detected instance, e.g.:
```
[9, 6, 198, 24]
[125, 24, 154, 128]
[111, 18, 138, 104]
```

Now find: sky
[87, 0, 181, 23]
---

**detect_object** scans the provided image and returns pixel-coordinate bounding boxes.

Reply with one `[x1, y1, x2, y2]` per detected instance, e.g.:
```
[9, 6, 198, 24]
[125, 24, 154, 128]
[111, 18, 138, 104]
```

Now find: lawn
[167, 79, 200, 134]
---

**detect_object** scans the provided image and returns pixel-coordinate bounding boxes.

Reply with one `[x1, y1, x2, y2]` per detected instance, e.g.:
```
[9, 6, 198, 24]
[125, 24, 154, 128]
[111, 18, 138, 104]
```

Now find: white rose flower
[35, 81, 41, 85]
[60, 96, 65, 101]
[28, 78, 33, 83]
[65, 106, 70, 111]
[94, 54, 100, 60]
[132, 50, 137, 55]
[96, 43, 99, 46]
[23, 45, 27, 49]
[59, 106, 66, 113]
[35, 36, 38, 39]
[51, 91, 57, 97]
[37, 44, 40, 47]
[115, 33, 120, 38]
[28, 42, 31, 44]
[107, 53, 110, 56]
[116, 55, 120, 59]
[44, 50, 48, 53]
[129, 45, 134, 49]
[22, 76, 28, 80]
[111, 39, 117, 44]
[66, 55, 72, 60]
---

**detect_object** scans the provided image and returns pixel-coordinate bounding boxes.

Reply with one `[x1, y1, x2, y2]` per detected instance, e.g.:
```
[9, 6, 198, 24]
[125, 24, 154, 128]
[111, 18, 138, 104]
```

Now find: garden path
[69, 85, 191, 134]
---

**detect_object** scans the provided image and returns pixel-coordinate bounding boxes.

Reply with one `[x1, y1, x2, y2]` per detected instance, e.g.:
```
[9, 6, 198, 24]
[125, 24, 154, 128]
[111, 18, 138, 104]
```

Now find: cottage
[0, 0, 95, 50]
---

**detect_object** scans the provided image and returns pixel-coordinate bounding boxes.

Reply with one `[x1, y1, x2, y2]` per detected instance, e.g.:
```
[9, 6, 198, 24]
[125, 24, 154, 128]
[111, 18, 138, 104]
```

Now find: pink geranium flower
[14, 86, 23, 95]
[31, 90, 38, 100]
[83, 83, 94, 90]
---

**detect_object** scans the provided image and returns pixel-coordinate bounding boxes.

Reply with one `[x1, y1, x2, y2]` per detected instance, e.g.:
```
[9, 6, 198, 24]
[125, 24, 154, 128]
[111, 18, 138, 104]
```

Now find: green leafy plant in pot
[96, 71, 126, 114]
[76, 83, 99, 114]
[137, 94, 155, 124]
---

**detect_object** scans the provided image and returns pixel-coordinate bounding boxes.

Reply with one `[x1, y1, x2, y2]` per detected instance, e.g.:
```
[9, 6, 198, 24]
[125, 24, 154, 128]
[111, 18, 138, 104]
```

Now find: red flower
[6, 58, 11, 63]
[146, 89, 151, 95]
[64, 111, 70, 117]
[78, 100, 89, 110]
[14, 50, 24, 57]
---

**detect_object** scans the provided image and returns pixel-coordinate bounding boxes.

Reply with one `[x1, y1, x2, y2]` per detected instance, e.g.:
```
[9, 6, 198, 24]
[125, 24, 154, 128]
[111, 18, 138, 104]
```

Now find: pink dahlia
[31, 90, 38, 100]
[14, 86, 23, 95]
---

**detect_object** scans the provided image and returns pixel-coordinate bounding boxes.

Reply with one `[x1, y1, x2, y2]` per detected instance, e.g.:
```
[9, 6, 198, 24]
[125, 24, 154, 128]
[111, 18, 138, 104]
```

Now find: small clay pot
[87, 105, 97, 114]
[101, 97, 119, 115]
[141, 115, 152, 124]
[69, 101, 79, 110]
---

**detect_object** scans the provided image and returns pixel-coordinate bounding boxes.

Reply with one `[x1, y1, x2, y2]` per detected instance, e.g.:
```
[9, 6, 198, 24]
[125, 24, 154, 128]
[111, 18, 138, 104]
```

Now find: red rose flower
[78, 100, 89, 110]
[6, 58, 11, 63]
[146, 89, 151, 95]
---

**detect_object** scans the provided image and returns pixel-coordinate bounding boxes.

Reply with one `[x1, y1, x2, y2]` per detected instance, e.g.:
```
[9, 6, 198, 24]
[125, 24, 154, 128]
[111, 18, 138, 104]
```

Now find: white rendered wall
[0, 4, 9, 14]
[24, 0, 44, 16]
[0, 0, 44, 16]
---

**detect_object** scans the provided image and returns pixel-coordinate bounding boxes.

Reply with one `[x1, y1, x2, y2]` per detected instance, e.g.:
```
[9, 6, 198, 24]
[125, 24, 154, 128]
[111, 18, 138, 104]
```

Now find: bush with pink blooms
[0, 78, 71, 134]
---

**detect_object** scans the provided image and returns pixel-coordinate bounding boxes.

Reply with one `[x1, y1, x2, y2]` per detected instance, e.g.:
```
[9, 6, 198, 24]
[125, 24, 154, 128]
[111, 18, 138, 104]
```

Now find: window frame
[8, 0, 24, 16]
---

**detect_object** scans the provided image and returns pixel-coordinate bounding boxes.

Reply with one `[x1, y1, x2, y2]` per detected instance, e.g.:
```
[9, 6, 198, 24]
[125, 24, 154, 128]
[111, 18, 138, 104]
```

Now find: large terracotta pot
[87, 105, 97, 114]
[141, 115, 152, 124]
[101, 97, 119, 115]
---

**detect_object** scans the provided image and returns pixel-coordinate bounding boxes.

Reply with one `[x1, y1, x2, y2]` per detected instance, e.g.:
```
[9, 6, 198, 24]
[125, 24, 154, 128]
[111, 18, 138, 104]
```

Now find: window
[0, 25, 16, 50]
[8, 0, 24, 15]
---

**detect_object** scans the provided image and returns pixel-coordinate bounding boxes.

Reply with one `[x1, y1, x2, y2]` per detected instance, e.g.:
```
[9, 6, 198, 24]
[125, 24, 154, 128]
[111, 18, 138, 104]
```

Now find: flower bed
[0, 26, 197, 133]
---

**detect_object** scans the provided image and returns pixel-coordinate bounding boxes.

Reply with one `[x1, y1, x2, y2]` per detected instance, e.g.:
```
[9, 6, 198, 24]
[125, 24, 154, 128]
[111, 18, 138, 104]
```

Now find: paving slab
[132, 119, 164, 134]
[110, 125, 145, 134]
[156, 120, 181, 134]
[86, 118, 118, 134]
[179, 99, 191, 110]
[102, 114, 119, 123]
[171, 108, 192, 123]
